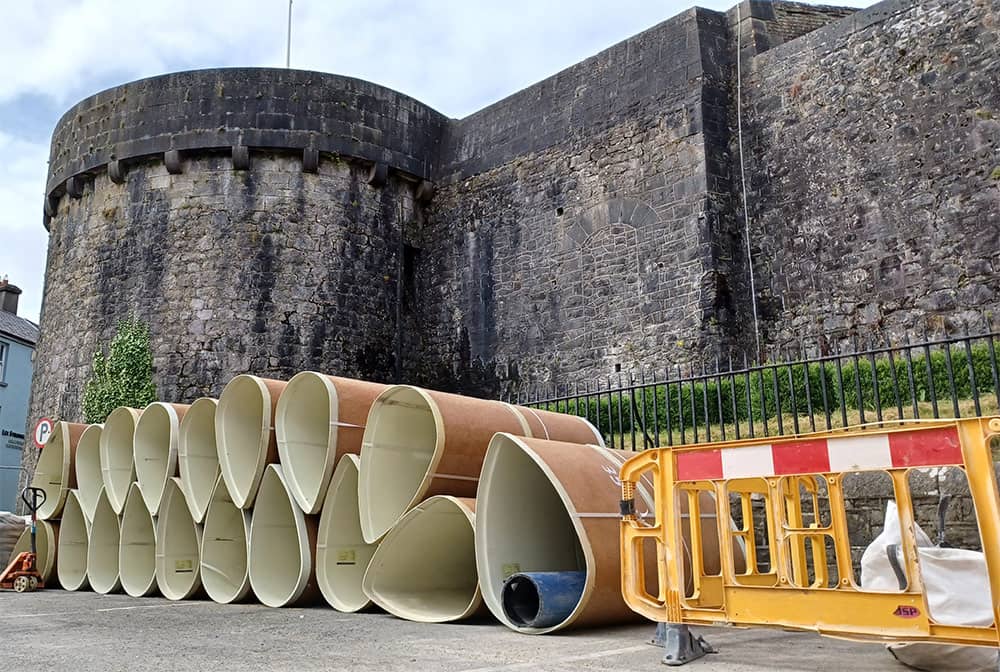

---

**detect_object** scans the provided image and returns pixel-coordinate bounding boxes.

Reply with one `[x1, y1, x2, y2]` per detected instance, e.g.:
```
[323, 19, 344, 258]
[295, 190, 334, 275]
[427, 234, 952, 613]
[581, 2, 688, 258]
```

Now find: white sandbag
[0, 511, 28, 566]
[860, 501, 997, 672]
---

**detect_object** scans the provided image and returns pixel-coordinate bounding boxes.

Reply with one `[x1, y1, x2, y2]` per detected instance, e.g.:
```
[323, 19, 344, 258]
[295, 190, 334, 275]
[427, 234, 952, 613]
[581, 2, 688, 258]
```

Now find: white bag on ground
[0, 511, 27, 567]
[860, 501, 997, 672]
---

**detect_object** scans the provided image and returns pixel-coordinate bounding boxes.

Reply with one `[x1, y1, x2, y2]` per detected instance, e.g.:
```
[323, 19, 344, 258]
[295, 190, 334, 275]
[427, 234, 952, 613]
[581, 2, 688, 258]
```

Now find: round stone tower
[29, 68, 446, 433]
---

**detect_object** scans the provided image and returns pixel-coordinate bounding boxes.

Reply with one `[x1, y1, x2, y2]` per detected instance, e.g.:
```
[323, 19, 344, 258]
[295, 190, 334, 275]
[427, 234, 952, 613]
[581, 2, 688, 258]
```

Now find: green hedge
[541, 341, 999, 440]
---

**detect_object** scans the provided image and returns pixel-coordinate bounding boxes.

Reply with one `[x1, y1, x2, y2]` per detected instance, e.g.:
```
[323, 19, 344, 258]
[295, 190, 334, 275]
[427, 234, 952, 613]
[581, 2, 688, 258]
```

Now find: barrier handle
[620, 449, 668, 621]
[620, 450, 658, 527]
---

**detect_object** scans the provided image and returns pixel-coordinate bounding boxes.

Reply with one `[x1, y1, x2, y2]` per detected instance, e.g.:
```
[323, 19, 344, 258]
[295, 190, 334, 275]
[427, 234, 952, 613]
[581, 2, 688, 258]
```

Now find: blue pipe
[501, 571, 586, 628]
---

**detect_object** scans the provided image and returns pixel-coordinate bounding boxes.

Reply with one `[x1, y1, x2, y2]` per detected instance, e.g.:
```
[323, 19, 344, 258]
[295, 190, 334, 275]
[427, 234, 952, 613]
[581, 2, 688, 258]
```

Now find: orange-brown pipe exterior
[258, 377, 288, 470]
[416, 389, 600, 499]
[501, 436, 744, 630]
[323, 376, 389, 464]
[62, 421, 89, 489]
[421, 390, 527, 499]
[509, 405, 601, 446]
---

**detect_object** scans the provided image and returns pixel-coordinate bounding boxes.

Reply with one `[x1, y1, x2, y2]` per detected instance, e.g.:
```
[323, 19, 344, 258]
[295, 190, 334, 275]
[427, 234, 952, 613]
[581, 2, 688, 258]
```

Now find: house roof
[0, 310, 39, 346]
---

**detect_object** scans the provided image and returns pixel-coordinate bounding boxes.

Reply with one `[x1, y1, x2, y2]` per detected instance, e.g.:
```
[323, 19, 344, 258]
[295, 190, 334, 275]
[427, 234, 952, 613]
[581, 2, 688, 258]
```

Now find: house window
[0, 342, 7, 382]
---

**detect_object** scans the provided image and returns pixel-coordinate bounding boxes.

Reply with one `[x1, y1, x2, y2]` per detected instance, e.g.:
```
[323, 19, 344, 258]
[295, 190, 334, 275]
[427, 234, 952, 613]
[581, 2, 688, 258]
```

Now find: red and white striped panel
[675, 426, 963, 481]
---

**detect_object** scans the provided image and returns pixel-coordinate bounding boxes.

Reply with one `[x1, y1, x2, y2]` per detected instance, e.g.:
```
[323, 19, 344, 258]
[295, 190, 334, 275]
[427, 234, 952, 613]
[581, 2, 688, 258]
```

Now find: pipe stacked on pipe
[29, 369, 739, 639]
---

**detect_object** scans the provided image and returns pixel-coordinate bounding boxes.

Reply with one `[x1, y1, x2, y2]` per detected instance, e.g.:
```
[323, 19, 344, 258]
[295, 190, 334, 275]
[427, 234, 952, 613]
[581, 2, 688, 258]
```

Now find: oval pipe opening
[248, 464, 316, 607]
[275, 372, 339, 515]
[178, 398, 219, 523]
[11, 519, 58, 583]
[134, 402, 187, 516]
[31, 421, 86, 520]
[155, 477, 202, 600]
[362, 495, 481, 623]
[358, 386, 442, 543]
[87, 487, 122, 594]
[120, 482, 158, 597]
[476, 435, 588, 633]
[216, 375, 281, 508]
[316, 454, 375, 612]
[276, 373, 388, 515]
[75, 424, 103, 521]
[200, 474, 252, 604]
[501, 571, 587, 629]
[100, 407, 142, 514]
[57, 490, 90, 590]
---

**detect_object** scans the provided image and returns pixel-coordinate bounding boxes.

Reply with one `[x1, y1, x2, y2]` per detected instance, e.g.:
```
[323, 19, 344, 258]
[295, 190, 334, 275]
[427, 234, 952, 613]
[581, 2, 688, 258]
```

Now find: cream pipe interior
[119, 482, 158, 597]
[75, 424, 103, 521]
[216, 375, 274, 508]
[475, 436, 586, 633]
[57, 489, 90, 590]
[358, 386, 440, 543]
[316, 454, 374, 612]
[275, 371, 343, 515]
[200, 475, 252, 604]
[87, 487, 122, 594]
[362, 496, 481, 623]
[11, 519, 58, 582]
[156, 477, 202, 600]
[100, 407, 142, 514]
[133, 402, 186, 516]
[178, 398, 219, 523]
[248, 464, 316, 607]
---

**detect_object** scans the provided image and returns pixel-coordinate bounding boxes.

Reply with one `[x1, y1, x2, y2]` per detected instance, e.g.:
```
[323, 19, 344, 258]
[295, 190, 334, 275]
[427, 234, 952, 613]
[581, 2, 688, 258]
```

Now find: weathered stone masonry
[23, 0, 1000, 478]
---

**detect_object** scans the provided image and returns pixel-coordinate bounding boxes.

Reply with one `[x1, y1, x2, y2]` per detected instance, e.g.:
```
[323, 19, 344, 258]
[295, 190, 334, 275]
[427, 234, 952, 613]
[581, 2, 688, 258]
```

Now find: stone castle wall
[22, 0, 1000, 483]
[739, 0, 1000, 345]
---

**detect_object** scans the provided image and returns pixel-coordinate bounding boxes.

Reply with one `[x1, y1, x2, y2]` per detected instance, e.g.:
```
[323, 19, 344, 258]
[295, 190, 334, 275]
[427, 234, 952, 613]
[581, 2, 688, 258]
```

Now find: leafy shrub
[82, 316, 158, 423]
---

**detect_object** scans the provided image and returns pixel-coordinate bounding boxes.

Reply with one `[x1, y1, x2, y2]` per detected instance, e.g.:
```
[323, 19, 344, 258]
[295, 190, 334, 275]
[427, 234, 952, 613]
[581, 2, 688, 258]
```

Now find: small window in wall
[0, 341, 7, 382]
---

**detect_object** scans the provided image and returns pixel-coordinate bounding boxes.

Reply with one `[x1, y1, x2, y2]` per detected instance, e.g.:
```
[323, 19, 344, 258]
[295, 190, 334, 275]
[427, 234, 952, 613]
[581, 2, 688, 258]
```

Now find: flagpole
[286, 0, 293, 68]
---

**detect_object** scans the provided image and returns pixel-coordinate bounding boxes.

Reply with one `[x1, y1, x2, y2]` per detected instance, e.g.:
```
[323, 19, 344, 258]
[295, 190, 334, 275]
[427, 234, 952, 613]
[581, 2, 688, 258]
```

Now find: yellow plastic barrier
[620, 417, 1000, 647]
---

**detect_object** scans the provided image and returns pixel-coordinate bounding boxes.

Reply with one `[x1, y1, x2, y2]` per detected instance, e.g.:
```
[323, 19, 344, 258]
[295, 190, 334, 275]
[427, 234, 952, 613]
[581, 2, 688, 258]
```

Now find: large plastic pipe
[358, 385, 603, 543]
[177, 397, 219, 523]
[363, 495, 482, 623]
[57, 489, 90, 590]
[200, 474, 252, 604]
[134, 402, 190, 516]
[31, 420, 87, 520]
[155, 477, 203, 600]
[316, 454, 375, 612]
[275, 372, 388, 514]
[248, 464, 319, 607]
[475, 434, 649, 634]
[216, 375, 287, 508]
[100, 407, 142, 514]
[75, 424, 103, 521]
[10, 519, 58, 583]
[119, 482, 158, 597]
[87, 486, 122, 594]
[477, 434, 742, 634]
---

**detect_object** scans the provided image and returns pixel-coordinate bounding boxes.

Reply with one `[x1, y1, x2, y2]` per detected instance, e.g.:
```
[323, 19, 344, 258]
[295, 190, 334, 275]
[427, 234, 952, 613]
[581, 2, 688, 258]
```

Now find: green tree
[82, 316, 158, 423]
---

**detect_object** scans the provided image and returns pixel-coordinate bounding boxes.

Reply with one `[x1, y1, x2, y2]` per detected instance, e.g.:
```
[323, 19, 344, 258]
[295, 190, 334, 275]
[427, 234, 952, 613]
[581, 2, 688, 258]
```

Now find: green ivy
[82, 316, 158, 423]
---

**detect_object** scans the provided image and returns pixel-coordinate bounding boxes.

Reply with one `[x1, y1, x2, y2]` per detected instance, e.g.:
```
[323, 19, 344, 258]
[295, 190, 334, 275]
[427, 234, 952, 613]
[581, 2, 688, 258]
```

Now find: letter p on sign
[34, 418, 53, 450]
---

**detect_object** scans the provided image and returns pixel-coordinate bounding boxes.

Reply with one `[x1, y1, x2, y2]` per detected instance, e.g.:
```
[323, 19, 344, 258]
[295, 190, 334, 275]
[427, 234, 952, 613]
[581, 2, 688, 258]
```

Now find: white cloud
[0, 132, 49, 323]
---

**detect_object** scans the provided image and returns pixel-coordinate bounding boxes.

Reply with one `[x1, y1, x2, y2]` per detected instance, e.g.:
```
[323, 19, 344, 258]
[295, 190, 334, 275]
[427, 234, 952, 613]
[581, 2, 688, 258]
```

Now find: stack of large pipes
[21, 370, 740, 636]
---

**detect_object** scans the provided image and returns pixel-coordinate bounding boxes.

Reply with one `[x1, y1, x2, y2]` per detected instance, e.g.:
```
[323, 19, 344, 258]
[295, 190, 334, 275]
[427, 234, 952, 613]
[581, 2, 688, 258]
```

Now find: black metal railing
[509, 331, 1000, 451]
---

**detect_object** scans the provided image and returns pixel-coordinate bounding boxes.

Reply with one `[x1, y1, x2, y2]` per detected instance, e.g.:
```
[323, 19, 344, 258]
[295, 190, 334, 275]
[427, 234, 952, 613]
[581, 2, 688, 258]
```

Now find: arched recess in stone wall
[554, 198, 659, 365]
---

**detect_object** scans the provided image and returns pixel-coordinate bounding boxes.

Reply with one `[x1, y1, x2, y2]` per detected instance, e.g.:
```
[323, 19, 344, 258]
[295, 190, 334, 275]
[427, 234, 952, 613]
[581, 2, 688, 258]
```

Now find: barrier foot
[654, 623, 715, 666]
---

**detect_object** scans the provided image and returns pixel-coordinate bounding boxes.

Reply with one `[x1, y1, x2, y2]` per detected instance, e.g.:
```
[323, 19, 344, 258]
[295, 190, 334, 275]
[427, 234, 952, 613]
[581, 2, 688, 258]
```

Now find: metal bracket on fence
[651, 623, 716, 666]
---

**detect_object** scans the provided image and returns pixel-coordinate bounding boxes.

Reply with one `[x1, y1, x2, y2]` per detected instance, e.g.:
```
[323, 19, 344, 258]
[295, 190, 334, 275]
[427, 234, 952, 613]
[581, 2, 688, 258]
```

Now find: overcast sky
[0, 0, 871, 324]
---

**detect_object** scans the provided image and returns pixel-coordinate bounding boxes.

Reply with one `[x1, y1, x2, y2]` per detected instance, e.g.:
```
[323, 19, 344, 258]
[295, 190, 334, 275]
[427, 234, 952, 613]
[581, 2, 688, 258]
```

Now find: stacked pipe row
[22, 370, 741, 635]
